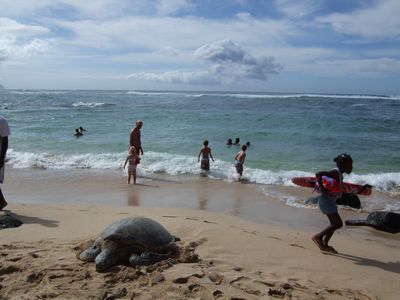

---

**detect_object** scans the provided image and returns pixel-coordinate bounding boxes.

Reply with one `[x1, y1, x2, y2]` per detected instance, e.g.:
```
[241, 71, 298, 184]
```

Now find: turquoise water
[1, 89, 399, 210]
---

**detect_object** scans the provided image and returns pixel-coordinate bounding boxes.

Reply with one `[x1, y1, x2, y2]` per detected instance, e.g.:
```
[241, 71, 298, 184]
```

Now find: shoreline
[1, 168, 399, 299]
[4, 168, 396, 230]
[2, 168, 369, 230]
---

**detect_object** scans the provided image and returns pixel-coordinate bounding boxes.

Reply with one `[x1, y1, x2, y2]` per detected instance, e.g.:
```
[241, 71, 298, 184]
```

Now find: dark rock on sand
[0, 214, 23, 229]
[345, 211, 400, 234]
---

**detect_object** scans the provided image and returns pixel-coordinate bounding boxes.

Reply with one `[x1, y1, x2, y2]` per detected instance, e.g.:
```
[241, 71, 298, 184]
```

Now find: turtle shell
[100, 217, 175, 251]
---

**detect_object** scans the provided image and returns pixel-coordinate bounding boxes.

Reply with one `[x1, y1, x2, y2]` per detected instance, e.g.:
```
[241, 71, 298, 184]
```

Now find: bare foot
[312, 235, 324, 251]
[323, 245, 338, 253]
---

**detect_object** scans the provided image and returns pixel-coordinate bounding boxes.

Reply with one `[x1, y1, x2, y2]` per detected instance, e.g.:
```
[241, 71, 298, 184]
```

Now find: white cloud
[0, 36, 51, 60]
[53, 14, 295, 53]
[275, 0, 322, 19]
[154, 0, 193, 16]
[316, 0, 400, 41]
[292, 57, 400, 78]
[0, 0, 193, 19]
[127, 40, 282, 85]
[319, 58, 400, 76]
[0, 17, 49, 36]
[0, 18, 51, 61]
[127, 70, 220, 85]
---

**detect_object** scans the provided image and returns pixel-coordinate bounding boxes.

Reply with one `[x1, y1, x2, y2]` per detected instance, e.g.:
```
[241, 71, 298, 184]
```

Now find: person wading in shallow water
[130, 120, 144, 156]
[234, 145, 247, 181]
[198, 140, 214, 172]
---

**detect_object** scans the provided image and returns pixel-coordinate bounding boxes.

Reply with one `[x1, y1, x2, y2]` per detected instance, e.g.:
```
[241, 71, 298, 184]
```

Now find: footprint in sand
[229, 275, 264, 297]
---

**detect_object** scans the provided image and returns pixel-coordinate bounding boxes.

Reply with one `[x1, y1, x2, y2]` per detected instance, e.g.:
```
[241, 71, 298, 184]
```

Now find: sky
[0, 0, 399, 94]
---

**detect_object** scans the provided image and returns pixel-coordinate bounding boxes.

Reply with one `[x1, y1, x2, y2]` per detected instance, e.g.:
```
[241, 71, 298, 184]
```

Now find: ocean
[1, 89, 399, 212]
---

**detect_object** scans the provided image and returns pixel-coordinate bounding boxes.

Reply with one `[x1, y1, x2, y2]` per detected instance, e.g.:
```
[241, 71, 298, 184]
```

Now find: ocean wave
[7, 149, 400, 192]
[72, 101, 114, 108]
[131, 91, 399, 101]
[5, 89, 399, 101]
[214, 93, 400, 101]
[7, 90, 68, 95]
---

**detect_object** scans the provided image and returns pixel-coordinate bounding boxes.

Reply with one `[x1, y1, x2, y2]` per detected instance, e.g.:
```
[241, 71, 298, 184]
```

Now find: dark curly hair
[333, 153, 353, 165]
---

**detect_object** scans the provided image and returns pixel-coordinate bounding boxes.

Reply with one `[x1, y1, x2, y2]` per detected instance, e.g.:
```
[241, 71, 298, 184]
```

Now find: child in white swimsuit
[123, 146, 140, 184]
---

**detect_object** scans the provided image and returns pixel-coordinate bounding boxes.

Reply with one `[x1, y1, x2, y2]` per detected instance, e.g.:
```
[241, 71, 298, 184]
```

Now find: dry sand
[1, 169, 399, 299]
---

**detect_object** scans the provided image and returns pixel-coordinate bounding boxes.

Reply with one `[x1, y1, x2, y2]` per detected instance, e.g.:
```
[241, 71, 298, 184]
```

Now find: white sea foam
[7, 149, 399, 191]
[7, 90, 68, 95]
[72, 101, 110, 108]
[7, 149, 400, 212]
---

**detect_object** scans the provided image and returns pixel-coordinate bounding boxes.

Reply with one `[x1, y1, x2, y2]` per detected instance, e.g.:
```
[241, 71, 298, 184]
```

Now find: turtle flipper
[129, 252, 171, 266]
[95, 249, 119, 271]
[79, 238, 102, 262]
[94, 240, 118, 271]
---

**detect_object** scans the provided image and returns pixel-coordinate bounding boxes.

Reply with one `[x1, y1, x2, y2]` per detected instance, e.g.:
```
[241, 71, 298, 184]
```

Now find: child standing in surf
[198, 140, 214, 172]
[312, 153, 370, 253]
[123, 146, 140, 184]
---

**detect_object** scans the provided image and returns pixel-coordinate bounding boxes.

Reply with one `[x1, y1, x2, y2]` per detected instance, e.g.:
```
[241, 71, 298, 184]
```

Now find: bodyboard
[291, 176, 372, 196]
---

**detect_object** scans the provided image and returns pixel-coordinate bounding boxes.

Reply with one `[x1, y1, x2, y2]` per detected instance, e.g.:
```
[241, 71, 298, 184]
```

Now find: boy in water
[234, 145, 247, 181]
[198, 140, 214, 172]
[312, 153, 370, 253]
[123, 146, 140, 184]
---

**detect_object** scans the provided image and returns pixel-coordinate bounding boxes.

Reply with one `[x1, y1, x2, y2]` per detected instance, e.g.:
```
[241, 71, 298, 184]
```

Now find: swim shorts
[235, 160, 243, 175]
[128, 165, 137, 172]
[317, 194, 338, 214]
[201, 159, 210, 171]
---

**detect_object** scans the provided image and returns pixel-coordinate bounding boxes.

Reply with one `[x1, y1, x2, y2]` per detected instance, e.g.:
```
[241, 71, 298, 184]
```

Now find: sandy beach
[1, 169, 399, 299]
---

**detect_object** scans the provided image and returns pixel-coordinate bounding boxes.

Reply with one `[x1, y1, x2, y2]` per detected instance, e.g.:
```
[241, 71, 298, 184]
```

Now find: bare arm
[123, 157, 128, 169]
[315, 169, 339, 194]
[209, 149, 214, 161]
[198, 149, 202, 162]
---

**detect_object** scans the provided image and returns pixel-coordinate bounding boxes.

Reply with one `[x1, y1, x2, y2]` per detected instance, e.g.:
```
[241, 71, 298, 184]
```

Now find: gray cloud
[127, 40, 282, 86]
[194, 40, 283, 81]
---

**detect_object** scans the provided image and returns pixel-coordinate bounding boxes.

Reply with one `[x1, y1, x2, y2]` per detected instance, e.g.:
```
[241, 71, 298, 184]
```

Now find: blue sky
[0, 0, 399, 94]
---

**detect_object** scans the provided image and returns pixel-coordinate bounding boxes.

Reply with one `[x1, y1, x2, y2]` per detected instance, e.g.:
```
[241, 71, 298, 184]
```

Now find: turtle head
[79, 240, 102, 262]
[95, 249, 119, 272]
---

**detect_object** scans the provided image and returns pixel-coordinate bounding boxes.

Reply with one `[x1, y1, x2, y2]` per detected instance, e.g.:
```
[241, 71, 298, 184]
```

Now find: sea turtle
[79, 217, 180, 271]
[345, 211, 400, 234]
